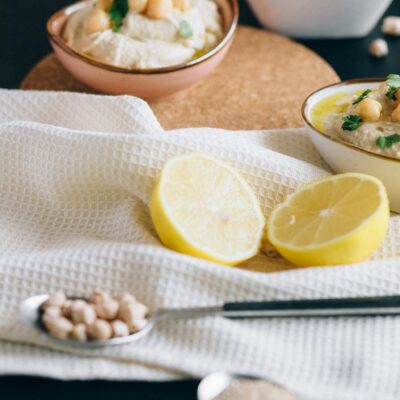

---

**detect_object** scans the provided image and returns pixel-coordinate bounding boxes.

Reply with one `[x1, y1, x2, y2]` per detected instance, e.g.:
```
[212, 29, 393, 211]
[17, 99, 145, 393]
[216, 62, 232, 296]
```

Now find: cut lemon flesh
[268, 173, 389, 267]
[150, 154, 265, 266]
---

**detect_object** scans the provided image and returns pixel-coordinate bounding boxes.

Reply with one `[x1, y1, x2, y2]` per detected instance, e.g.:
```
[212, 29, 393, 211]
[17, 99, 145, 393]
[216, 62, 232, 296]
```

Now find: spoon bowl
[19, 294, 155, 348]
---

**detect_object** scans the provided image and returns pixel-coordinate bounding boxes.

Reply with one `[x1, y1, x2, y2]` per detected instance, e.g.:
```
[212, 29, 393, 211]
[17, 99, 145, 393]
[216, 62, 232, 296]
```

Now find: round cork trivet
[22, 25, 338, 130]
[215, 379, 298, 400]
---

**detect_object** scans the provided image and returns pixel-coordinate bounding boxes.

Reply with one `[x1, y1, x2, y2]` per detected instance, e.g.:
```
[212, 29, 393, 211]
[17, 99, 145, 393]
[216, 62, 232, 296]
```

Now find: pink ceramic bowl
[47, 0, 238, 100]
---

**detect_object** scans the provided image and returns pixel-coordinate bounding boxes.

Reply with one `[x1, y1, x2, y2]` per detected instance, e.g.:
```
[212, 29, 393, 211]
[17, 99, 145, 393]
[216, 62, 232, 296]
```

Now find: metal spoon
[20, 293, 400, 348]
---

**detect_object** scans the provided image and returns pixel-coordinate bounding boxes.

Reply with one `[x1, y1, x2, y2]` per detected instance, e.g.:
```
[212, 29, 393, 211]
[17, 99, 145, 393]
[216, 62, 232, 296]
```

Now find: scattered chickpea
[88, 319, 113, 340]
[173, 0, 189, 12]
[382, 16, 400, 36]
[94, 298, 119, 320]
[129, 0, 149, 13]
[355, 98, 382, 122]
[70, 323, 88, 341]
[42, 291, 66, 310]
[147, 0, 173, 19]
[369, 39, 388, 58]
[71, 301, 97, 325]
[111, 320, 130, 337]
[43, 316, 74, 339]
[87, 9, 111, 34]
[392, 104, 400, 122]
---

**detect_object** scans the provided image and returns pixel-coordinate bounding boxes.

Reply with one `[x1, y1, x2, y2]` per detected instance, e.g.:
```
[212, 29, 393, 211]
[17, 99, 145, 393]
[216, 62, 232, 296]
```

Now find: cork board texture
[22, 26, 339, 130]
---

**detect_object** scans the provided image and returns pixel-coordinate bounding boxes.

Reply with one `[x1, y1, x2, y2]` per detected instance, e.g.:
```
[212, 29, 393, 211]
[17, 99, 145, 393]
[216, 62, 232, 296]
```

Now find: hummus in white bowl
[311, 75, 400, 159]
[303, 76, 400, 212]
[63, 0, 223, 69]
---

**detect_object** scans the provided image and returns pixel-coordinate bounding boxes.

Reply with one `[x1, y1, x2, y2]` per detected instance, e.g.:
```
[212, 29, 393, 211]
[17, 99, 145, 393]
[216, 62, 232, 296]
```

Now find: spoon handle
[222, 295, 400, 318]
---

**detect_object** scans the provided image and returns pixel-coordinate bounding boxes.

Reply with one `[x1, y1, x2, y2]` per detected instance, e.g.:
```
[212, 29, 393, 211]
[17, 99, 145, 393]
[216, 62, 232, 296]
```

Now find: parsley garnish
[386, 87, 398, 101]
[109, 0, 129, 32]
[179, 20, 193, 38]
[385, 74, 400, 101]
[342, 115, 362, 131]
[376, 133, 400, 149]
[352, 89, 372, 105]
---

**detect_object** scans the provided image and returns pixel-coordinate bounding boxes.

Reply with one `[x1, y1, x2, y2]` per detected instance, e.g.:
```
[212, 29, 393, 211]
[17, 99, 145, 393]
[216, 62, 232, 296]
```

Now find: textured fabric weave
[1, 90, 400, 400]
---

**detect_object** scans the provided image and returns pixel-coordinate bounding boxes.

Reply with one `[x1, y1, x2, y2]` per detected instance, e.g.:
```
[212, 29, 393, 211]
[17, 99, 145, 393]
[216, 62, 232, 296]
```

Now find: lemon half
[150, 154, 265, 266]
[267, 173, 389, 267]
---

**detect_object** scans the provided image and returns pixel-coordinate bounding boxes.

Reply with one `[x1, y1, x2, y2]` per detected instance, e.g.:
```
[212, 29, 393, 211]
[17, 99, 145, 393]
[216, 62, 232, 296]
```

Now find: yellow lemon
[267, 173, 389, 267]
[150, 154, 265, 266]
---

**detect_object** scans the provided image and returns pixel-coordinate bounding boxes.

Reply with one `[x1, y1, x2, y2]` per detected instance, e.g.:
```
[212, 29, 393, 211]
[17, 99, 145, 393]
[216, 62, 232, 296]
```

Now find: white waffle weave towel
[1, 90, 400, 400]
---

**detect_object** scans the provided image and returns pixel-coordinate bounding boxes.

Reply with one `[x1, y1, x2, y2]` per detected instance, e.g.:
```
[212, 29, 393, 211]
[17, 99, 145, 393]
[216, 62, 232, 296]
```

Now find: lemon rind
[267, 172, 389, 252]
[156, 153, 265, 264]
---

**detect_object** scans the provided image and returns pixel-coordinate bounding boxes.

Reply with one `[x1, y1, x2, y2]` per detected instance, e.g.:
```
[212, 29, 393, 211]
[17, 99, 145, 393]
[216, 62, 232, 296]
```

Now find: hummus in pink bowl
[63, 0, 223, 69]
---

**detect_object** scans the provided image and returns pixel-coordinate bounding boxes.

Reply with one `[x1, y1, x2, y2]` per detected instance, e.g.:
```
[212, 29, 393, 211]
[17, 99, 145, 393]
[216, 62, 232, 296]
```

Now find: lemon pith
[150, 154, 265, 266]
[267, 173, 389, 267]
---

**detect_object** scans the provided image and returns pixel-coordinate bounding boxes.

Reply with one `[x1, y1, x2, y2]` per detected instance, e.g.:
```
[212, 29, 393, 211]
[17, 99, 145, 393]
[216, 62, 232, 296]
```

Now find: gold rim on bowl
[301, 77, 400, 164]
[47, 0, 239, 75]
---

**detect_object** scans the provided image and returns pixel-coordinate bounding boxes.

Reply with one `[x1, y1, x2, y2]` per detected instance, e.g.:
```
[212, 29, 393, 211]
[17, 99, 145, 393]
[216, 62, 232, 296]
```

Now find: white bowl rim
[47, 0, 239, 75]
[301, 77, 400, 164]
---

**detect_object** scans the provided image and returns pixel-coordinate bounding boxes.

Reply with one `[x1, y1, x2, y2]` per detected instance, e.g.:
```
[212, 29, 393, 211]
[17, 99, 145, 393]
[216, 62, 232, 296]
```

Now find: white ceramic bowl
[247, 0, 393, 38]
[302, 78, 400, 213]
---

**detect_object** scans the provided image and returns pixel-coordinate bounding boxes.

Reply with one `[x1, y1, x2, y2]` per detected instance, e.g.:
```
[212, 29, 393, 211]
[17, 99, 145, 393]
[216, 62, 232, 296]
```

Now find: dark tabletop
[1, 0, 400, 399]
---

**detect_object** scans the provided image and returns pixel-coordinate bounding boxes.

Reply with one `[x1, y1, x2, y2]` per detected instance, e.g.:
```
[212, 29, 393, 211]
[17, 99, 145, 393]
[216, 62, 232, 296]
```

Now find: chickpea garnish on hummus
[63, 0, 223, 69]
[311, 74, 400, 159]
